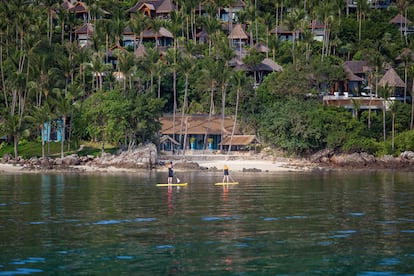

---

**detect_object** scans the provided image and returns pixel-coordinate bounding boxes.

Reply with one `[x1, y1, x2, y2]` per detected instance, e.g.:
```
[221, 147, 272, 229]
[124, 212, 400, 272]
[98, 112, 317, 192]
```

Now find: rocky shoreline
[1, 144, 414, 173]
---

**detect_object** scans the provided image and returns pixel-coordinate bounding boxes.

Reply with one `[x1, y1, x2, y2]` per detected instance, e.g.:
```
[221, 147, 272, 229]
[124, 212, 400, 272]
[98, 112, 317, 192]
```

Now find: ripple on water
[349, 212, 366, 217]
[94, 217, 157, 225]
[116, 255, 133, 260]
[201, 215, 240, 221]
[0, 268, 44, 275]
[400, 230, 414, 233]
[378, 258, 400, 266]
[156, 245, 175, 249]
[94, 219, 127, 225]
[285, 215, 307, 219]
[357, 272, 399, 276]
[263, 217, 279, 221]
[9, 257, 45, 265]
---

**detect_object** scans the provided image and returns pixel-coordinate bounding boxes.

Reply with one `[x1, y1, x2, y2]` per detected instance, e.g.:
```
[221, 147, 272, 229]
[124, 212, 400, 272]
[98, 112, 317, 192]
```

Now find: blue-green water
[1, 170, 414, 275]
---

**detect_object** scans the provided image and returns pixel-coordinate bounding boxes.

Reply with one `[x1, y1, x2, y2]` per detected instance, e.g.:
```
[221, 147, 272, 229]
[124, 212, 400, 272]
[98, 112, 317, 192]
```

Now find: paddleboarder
[167, 161, 174, 184]
[223, 164, 230, 183]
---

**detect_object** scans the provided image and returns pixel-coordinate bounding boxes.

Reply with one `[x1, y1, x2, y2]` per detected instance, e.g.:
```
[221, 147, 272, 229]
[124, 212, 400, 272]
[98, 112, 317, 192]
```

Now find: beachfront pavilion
[159, 114, 250, 153]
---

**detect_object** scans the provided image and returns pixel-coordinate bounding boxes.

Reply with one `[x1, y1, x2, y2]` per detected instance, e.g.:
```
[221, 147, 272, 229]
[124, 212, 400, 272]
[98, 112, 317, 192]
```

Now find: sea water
[0, 170, 414, 275]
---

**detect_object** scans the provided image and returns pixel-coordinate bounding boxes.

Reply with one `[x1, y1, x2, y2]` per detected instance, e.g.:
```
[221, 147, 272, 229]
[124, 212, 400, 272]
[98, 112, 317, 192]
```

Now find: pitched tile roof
[128, 0, 175, 14]
[75, 23, 94, 35]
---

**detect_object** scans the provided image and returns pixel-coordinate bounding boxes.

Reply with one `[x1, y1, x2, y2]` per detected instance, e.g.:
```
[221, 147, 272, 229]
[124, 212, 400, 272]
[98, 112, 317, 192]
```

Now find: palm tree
[96, 19, 115, 63]
[396, 0, 410, 45]
[316, 2, 335, 60]
[214, 36, 235, 150]
[43, 0, 57, 46]
[150, 18, 163, 48]
[129, 12, 149, 49]
[165, 48, 178, 138]
[378, 84, 393, 142]
[197, 60, 220, 150]
[3, 114, 24, 159]
[200, 10, 221, 55]
[284, 8, 304, 67]
[228, 70, 247, 154]
[117, 51, 136, 93]
[52, 88, 74, 158]
[356, 0, 370, 42]
[363, 46, 384, 129]
[411, 65, 414, 130]
[84, 51, 112, 92]
[396, 49, 414, 103]
[389, 102, 401, 154]
[141, 47, 161, 96]
[177, 52, 195, 146]
[261, 13, 273, 58]
[27, 103, 52, 158]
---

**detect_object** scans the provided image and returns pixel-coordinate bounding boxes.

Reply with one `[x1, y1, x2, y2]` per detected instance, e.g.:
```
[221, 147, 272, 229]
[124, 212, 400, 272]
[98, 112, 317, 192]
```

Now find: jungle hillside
[1, 0, 414, 159]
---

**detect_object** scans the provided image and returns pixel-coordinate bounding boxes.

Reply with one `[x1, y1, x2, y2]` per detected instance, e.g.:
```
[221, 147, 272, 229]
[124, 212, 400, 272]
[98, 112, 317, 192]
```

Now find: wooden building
[159, 114, 247, 151]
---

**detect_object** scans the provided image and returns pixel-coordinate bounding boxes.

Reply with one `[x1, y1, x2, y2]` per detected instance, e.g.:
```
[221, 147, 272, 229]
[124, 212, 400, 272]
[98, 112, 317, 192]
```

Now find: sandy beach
[194, 159, 313, 172]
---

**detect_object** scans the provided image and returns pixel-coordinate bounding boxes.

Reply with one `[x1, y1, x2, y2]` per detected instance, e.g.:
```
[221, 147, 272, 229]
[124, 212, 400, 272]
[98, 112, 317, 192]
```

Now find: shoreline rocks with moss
[310, 149, 414, 170]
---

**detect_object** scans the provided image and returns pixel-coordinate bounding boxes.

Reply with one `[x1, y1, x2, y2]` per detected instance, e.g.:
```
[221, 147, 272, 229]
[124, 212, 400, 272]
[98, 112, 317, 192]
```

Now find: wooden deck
[323, 95, 384, 110]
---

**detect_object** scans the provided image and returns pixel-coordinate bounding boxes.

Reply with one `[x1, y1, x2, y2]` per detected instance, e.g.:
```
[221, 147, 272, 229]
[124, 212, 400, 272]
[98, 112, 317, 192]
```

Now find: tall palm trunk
[220, 81, 227, 151]
[203, 81, 215, 151]
[61, 116, 66, 158]
[228, 87, 240, 154]
[411, 79, 414, 129]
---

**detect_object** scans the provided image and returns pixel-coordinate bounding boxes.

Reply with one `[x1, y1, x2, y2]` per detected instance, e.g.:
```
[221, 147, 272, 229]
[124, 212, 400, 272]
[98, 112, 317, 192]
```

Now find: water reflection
[0, 171, 413, 274]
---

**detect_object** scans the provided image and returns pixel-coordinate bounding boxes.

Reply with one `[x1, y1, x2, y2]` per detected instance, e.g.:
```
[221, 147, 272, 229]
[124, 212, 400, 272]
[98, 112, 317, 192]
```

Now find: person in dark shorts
[167, 162, 174, 184]
[223, 164, 230, 183]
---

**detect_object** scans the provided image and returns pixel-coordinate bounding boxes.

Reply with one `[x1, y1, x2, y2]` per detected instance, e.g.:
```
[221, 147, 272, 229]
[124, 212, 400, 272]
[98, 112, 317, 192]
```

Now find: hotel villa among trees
[1, 0, 414, 159]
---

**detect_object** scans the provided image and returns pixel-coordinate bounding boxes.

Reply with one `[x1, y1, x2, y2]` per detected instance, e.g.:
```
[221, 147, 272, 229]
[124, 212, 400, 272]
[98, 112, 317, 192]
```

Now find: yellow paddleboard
[214, 182, 239, 186]
[156, 183, 188, 187]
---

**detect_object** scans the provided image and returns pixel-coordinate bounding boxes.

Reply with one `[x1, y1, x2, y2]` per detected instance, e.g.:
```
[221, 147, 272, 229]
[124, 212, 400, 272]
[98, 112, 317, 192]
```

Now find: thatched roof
[255, 42, 269, 53]
[378, 68, 405, 88]
[396, 48, 414, 62]
[228, 24, 249, 40]
[390, 14, 411, 25]
[220, 135, 259, 146]
[343, 61, 369, 75]
[237, 58, 283, 72]
[260, 58, 283, 72]
[135, 43, 147, 58]
[160, 115, 242, 135]
[344, 66, 363, 81]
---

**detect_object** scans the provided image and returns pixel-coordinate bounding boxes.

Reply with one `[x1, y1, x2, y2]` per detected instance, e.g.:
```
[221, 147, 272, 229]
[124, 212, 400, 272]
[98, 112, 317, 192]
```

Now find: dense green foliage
[1, 0, 414, 158]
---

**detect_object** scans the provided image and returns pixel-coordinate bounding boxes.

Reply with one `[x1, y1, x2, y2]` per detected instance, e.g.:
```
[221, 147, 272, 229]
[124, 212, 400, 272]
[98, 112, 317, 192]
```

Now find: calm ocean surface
[0, 170, 414, 275]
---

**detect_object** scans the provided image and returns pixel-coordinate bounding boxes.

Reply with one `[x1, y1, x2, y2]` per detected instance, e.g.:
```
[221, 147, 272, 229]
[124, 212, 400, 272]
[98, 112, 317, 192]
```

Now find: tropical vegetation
[1, 0, 414, 159]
